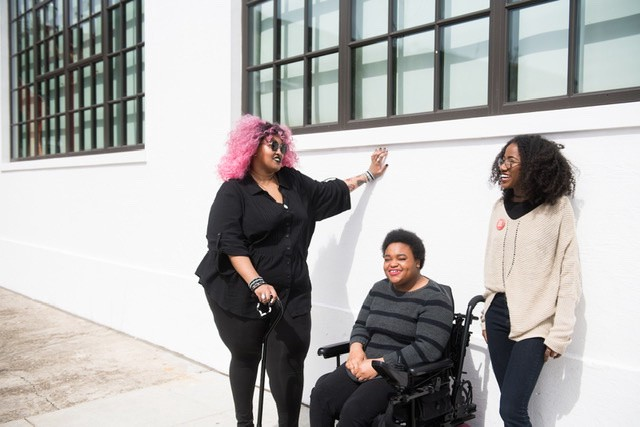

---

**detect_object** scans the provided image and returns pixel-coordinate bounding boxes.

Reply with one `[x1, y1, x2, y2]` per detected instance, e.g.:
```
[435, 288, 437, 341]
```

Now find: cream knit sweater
[482, 196, 582, 355]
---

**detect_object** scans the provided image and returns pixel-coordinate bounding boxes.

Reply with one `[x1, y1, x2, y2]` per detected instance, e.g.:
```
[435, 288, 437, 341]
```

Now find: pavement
[0, 286, 310, 426]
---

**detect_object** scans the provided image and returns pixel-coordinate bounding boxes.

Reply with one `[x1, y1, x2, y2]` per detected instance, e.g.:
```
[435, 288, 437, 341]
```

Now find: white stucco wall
[1, 2, 639, 425]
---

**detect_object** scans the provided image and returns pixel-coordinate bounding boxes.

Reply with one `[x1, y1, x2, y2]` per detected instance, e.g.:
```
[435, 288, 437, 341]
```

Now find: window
[8, 0, 144, 160]
[243, 0, 640, 133]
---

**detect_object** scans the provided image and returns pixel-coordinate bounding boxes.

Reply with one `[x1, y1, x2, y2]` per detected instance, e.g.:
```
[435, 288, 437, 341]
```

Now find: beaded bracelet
[364, 170, 375, 183]
[248, 277, 266, 292]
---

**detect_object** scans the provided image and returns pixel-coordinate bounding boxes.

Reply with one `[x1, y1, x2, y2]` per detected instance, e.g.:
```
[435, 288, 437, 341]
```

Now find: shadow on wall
[310, 183, 376, 311]
[466, 342, 491, 426]
[529, 297, 586, 426]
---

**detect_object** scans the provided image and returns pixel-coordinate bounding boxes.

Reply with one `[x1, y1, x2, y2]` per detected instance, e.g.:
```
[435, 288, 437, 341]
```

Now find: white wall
[1, 2, 639, 425]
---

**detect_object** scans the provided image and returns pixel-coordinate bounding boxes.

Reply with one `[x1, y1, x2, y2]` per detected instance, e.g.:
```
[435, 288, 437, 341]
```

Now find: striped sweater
[482, 196, 582, 355]
[350, 278, 454, 369]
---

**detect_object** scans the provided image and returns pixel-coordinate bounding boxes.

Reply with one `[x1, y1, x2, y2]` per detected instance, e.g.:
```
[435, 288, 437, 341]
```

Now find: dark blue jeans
[485, 293, 546, 427]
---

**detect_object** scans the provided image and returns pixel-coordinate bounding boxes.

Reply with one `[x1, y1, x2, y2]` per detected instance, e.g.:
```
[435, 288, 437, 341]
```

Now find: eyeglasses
[264, 139, 288, 155]
[498, 158, 520, 169]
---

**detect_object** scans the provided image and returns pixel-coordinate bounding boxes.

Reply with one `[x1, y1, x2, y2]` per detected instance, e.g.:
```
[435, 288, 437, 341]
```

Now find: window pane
[80, 20, 91, 58]
[25, 10, 33, 46]
[353, 41, 387, 119]
[442, 17, 489, 109]
[249, 68, 274, 121]
[54, 0, 64, 33]
[45, 117, 54, 153]
[395, 0, 435, 30]
[396, 31, 434, 114]
[94, 15, 102, 54]
[47, 39, 56, 71]
[55, 34, 63, 68]
[96, 106, 105, 148]
[59, 114, 66, 153]
[280, 0, 305, 59]
[126, 0, 137, 47]
[280, 61, 304, 127]
[111, 54, 122, 98]
[84, 109, 93, 149]
[25, 49, 34, 84]
[83, 65, 92, 106]
[353, 0, 387, 40]
[311, 53, 339, 124]
[96, 60, 104, 103]
[249, 1, 274, 65]
[11, 90, 19, 122]
[111, 6, 122, 51]
[59, 74, 66, 112]
[72, 111, 81, 151]
[72, 68, 81, 108]
[11, 16, 18, 53]
[48, 78, 56, 114]
[39, 81, 48, 117]
[111, 102, 122, 147]
[441, 0, 489, 18]
[508, 0, 569, 102]
[577, 0, 640, 93]
[126, 99, 137, 145]
[80, 0, 91, 20]
[126, 50, 137, 96]
[311, 0, 339, 50]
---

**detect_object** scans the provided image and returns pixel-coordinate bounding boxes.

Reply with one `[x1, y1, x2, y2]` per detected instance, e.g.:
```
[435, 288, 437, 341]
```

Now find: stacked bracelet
[248, 277, 266, 292]
[364, 170, 375, 183]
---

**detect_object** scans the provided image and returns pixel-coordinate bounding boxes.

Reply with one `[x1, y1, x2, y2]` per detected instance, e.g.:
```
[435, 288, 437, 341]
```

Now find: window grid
[243, 0, 640, 134]
[8, 0, 144, 161]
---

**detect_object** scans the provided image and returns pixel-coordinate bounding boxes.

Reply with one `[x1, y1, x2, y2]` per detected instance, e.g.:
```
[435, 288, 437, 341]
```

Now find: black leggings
[207, 293, 311, 427]
[310, 364, 395, 426]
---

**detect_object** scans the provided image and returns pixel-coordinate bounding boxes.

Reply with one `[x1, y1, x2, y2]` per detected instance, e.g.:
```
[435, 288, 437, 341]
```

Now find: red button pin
[497, 218, 506, 230]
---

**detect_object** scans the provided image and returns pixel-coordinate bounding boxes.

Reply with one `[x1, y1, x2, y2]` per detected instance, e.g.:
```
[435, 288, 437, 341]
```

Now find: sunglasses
[264, 139, 288, 155]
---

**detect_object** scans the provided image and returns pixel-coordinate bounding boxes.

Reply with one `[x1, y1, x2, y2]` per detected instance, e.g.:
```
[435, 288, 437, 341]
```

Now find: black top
[504, 197, 541, 220]
[195, 167, 351, 318]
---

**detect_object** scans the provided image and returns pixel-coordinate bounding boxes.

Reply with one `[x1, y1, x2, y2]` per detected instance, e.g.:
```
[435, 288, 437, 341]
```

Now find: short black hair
[381, 229, 426, 269]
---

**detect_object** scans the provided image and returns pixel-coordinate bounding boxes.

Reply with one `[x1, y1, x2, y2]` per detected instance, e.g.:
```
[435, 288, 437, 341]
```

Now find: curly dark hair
[381, 229, 426, 269]
[490, 134, 577, 205]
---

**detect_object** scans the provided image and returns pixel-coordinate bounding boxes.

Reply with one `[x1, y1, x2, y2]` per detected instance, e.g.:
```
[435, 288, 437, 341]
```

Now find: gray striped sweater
[350, 278, 454, 369]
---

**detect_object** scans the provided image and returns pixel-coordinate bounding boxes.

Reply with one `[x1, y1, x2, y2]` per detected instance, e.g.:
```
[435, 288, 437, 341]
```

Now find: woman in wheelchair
[310, 229, 454, 426]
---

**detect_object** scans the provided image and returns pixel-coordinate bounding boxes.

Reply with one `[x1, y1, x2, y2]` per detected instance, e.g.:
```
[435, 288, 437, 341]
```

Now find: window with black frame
[243, 0, 640, 133]
[8, 0, 144, 160]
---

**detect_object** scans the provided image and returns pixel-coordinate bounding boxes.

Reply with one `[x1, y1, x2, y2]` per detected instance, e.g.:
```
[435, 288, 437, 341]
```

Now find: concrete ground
[0, 286, 309, 426]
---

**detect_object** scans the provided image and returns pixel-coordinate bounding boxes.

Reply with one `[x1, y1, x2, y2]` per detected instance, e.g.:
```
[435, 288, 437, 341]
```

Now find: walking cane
[256, 298, 283, 427]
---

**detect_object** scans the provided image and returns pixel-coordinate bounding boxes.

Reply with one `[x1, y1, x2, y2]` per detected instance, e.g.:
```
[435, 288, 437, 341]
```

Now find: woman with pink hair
[196, 114, 388, 427]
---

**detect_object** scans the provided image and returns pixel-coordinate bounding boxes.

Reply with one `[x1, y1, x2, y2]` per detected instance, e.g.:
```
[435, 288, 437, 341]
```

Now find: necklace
[250, 172, 277, 190]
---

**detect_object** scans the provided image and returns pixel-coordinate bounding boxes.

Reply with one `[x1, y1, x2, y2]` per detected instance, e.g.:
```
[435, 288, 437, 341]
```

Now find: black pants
[485, 293, 546, 427]
[310, 364, 395, 426]
[207, 292, 311, 427]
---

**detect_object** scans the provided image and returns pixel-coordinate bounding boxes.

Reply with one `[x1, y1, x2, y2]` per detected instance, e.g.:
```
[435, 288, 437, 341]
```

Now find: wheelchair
[317, 288, 485, 426]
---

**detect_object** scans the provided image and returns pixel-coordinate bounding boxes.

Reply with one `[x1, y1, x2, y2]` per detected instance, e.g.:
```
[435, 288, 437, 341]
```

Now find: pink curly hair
[217, 114, 298, 181]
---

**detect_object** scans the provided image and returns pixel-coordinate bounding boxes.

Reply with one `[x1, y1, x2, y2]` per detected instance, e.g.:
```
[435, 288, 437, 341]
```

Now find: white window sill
[0, 149, 147, 172]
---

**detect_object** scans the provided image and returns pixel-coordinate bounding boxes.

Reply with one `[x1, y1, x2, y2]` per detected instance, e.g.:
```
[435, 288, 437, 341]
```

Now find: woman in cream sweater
[482, 134, 582, 427]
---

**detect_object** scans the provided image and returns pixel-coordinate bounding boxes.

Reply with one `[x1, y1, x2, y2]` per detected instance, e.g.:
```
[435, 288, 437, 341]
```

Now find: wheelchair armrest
[372, 360, 409, 388]
[317, 341, 350, 359]
[409, 358, 454, 377]
[373, 358, 454, 389]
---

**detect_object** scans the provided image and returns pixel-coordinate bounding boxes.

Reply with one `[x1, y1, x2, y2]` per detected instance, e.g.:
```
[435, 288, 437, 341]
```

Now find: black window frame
[7, 0, 145, 161]
[242, 0, 640, 134]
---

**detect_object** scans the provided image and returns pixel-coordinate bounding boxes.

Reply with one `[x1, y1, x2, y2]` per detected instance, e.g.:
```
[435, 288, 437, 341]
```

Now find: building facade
[1, 1, 639, 425]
